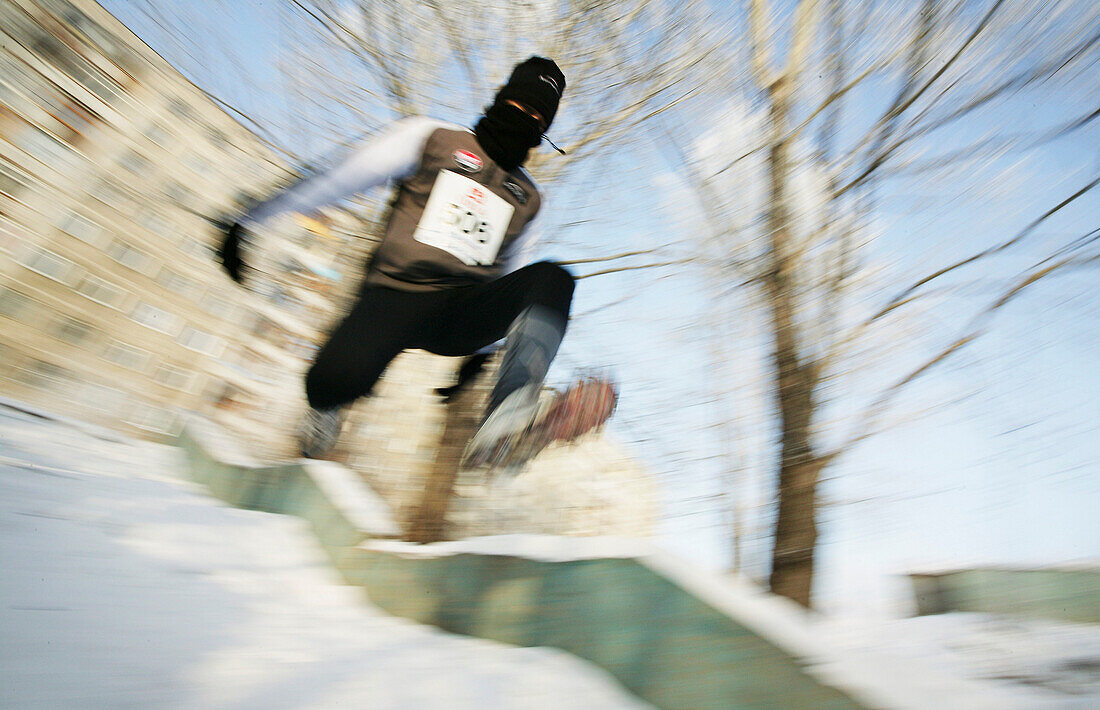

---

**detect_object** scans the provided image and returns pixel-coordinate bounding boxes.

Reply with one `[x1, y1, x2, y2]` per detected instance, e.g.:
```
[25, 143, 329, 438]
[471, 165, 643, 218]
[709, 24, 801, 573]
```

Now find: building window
[59, 3, 140, 73]
[106, 239, 156, 276]
[185, 154, 210, 178]
[200, 293, 236, 320]
[76, 275, 128, 309]
[118, 149, 150, 177]
[0, 157, 32, 200]
[177, 236, 212, 259]
[76, 382, 127, 415]
[125, 402, 178, 434]
[130, 301, 183, 335]
[153, 364, 194, 390]
[102, 339, 150, 371]
[142, 121, 172, 149]
[167, 97, 195, 122]
[0, 285, 35, 319]
[0, 219, 28, 255]
[53, 316, 97, 346]
[178, 326, 224, 357]
[137, 209, 172, 238]
[90, 178, 130, 213]
[206, 126, 230, 148]
[155, 267, 202, 300]
[19, 246, 83, 286]
[58, 210, 105, 247]
[16, 359, 69, 389]
[15, 126, 75, 172]
[163, 180, 195, 210]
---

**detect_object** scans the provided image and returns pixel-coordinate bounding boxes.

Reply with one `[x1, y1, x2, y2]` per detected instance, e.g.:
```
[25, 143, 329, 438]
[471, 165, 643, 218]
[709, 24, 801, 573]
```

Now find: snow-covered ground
[819, 613, 1100, 709]
[0, 405, 651, 709]
[2, 401, 1098, 709]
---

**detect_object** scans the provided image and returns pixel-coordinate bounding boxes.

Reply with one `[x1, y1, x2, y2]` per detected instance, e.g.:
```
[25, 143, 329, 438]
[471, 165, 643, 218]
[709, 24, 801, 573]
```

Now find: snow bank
[0, 405, 651, 709]
[6, 402, 1097, 710]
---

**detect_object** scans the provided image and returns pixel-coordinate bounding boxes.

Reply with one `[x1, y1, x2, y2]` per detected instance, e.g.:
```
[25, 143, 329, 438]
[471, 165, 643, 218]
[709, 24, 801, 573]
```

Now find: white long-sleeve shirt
[243, 116, 544, 279]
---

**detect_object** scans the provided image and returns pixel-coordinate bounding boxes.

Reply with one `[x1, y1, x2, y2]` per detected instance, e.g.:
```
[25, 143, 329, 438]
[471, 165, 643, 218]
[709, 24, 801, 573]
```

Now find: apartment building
[0, 0, 357, 447]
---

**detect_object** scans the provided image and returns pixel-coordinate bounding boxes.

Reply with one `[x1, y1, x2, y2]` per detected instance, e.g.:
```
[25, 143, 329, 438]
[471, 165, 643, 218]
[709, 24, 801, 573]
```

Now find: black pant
[305, 261, 575, 409]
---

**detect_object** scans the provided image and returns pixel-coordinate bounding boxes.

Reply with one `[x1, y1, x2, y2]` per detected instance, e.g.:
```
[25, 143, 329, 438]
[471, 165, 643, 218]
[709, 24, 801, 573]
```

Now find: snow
[0, 405, 652, 710]
[362, 532, 654, 562]
[363, 534, 1100, 709]
[3, 401, 1099, 710]
[298, 458, 401, 536]
[817, 614, 1100, 710]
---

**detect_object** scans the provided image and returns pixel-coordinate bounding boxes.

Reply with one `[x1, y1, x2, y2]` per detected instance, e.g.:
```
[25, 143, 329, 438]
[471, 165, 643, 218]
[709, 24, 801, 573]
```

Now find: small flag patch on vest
[453, 149, 483, 173]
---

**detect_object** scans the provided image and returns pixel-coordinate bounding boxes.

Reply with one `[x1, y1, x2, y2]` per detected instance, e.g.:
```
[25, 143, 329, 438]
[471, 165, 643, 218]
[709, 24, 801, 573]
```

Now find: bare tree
[677, 0, 1099, 606]
[278, 1, 727, 173]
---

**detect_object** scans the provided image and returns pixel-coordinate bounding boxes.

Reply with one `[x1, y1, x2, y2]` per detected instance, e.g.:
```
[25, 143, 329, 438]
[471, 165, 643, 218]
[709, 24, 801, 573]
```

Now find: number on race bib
[412, 171, 514, 266]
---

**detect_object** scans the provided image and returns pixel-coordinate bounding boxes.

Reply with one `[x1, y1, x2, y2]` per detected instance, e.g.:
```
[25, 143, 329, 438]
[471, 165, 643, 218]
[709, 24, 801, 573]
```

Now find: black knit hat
[494, 57, 566, 129]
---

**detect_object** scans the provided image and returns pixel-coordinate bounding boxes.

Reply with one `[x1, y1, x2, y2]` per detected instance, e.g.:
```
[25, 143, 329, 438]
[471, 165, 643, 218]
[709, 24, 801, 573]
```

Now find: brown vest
[364, 128, 542, 291]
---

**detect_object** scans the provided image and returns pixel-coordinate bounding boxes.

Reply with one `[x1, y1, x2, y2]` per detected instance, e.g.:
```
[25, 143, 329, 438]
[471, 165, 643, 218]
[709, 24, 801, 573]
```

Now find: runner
[218, 57, 580, 463]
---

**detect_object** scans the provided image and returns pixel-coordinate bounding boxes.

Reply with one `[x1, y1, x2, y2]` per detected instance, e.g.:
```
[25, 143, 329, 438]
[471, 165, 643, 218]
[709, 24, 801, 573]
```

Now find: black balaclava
[475, 56, 566, 172]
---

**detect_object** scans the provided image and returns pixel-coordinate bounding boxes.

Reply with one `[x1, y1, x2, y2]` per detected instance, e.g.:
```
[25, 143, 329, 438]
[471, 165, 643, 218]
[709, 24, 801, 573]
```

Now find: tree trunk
[763, 80, 824, 608]
[405, 383, 484, 544]
[769, 442, 824, 607]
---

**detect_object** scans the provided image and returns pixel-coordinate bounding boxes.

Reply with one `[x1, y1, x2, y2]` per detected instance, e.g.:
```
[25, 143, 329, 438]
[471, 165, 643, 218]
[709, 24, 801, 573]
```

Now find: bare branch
[828, 242, 1100, 462]
[556, 248, 665, 266]
[747, 0, 776, 88]
[902, 27, 1100, 143]
[423, 1, 484, 96]
[573, 291, 644, 319]
[784, 0, 821, 84]
[867, 174, 1100, 324]
[838, 0, 1010, 197]
[714, 57, 885, 178]
[574, 259, 694, 280]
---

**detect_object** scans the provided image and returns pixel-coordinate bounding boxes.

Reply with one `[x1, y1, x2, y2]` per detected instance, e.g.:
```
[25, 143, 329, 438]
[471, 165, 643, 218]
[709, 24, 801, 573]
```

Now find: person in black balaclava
[475, 56, 565, 171]
[216, 57, 581, 467]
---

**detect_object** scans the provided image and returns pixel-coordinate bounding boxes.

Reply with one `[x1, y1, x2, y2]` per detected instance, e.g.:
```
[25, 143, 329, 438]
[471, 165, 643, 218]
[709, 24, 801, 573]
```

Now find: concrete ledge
[0, 395, 129, 443]
[175, 418, 885, 709]
[343, 536, 885, 710]
[910, 567, 1100, 624]
[176, 418, 401, 554]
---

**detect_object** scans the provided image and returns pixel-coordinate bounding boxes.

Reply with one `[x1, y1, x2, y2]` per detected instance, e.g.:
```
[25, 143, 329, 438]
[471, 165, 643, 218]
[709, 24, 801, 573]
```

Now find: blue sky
[100, 0, 1099, 612]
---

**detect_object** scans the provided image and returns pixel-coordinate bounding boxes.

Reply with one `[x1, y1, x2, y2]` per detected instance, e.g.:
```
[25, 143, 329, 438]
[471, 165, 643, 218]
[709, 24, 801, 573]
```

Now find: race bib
[412, 170, 515, 266]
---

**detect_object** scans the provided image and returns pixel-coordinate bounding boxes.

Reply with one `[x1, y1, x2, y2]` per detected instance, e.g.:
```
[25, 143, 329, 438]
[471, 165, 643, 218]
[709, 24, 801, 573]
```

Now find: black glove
[436, 352, 491, 402]
[215, 218, 247, 284]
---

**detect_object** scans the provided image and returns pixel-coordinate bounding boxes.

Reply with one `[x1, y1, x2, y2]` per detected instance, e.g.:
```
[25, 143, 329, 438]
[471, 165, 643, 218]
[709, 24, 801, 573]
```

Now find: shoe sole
[463, 377, 618, 470]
